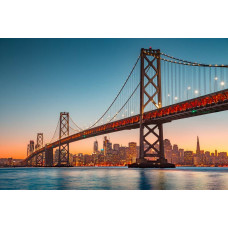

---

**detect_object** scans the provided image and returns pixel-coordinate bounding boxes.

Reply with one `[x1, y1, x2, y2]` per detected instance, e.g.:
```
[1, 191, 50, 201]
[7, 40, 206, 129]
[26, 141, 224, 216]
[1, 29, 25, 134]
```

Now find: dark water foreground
[0, 167, 228, 190]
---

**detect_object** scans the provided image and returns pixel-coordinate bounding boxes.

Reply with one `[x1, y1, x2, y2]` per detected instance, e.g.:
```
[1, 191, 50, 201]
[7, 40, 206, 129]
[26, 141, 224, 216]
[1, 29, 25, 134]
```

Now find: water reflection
[0, 167, 228, 190]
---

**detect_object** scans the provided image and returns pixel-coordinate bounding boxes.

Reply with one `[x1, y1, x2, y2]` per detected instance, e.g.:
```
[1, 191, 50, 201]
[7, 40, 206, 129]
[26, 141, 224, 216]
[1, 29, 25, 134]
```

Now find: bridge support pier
[129, 47, 175, 168]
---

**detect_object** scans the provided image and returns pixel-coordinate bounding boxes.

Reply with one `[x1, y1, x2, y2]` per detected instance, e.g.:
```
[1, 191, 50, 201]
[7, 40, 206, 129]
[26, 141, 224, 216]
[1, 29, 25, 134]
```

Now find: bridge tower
[29, 140, 35, 166]
[35, 133, 44, 166]
[136, 47, 174, 168]
[58, 112, 70, 166]
[27, 144, 30, 157]
[27, 144, 31, 166]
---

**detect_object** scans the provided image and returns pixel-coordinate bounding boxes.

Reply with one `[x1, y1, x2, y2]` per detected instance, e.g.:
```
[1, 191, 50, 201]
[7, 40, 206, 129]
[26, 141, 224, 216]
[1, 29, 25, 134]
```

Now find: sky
[0, 38, 228, 159]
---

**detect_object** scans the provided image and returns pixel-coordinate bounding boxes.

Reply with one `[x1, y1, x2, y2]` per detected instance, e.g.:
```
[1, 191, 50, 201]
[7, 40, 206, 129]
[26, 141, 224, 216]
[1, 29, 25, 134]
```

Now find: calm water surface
[0, 167, 228, 190]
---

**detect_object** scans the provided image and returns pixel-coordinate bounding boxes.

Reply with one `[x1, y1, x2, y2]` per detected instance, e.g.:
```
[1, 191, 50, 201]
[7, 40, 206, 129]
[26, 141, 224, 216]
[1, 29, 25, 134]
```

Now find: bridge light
[131, 111, 134, 114]
[194, 90, 199, 94]
[168, 94, 170, 97]
[221, 81, 225, 86]
[192, 110, 197, 113]
[187, 86, 191, 90]
[174, 97, 178, 100]
[214, 77, 218, 80]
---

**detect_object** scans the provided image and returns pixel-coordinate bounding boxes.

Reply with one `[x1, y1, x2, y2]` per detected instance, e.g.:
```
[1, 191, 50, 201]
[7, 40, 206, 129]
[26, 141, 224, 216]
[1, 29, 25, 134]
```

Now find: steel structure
[58, 112, 70, 166]
[27, 144, 30, 157]
[22, 88, 228, 166]
[21, 47, 228, 167]
[35, 133, 44, 166]
[138, 47, 166, 164]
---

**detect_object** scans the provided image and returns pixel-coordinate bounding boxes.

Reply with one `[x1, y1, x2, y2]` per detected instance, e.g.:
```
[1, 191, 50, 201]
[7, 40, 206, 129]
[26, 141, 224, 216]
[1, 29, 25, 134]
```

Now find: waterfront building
[76, 153, 84, 166]
[84, 154, 92, 165]
[127, 142, 137, 164]
[184, 151, 194, 165]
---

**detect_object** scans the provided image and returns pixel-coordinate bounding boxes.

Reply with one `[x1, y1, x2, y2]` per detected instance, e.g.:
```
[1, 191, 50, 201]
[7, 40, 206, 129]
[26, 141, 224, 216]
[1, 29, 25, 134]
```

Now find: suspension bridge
[21, 47, 228, 168]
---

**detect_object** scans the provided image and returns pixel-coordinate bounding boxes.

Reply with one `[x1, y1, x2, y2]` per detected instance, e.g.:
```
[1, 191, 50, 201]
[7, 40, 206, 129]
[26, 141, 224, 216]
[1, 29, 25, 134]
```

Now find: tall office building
[113, 144, 120, 152]
[54, 149, 60, 164]
[94, 140, 98, 153]
[164, 139, 172, 163]
[103, 136, 112, 157]
[196, 136, 200, 155]
[127, 142, 137, 164]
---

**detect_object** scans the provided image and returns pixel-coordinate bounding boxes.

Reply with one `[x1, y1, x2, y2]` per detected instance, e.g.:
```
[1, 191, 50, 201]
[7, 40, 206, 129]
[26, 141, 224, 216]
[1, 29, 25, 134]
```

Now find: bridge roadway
[23, 89, 228, 164]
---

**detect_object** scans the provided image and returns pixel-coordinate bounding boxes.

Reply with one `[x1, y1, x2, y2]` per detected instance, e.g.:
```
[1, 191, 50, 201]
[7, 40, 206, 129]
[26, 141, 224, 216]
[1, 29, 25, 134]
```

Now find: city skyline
[1, 133, 227, 160]
[4, 135, 225, 167]
[0, 39, 228, 159]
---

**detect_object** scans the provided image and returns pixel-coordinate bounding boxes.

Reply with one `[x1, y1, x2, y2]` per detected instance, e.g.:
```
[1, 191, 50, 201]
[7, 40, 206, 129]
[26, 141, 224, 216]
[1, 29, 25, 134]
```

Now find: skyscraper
[103, 136, 112, 162]
[127, 142, 137, 164]
[94, 140, 98, 153]
[196, 136, 200, 155]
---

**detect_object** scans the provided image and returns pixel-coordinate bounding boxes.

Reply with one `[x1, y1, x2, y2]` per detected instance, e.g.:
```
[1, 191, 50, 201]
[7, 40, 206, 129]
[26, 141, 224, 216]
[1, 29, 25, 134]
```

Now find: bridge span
[22, 89, 228, 166]
[22, 47, 228, 167]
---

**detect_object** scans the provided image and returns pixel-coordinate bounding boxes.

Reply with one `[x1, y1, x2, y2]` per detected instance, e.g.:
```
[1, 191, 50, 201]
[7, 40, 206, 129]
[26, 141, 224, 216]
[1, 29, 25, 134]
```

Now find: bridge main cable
[89, 55, 140, 129]
[160, 52, 228, 67]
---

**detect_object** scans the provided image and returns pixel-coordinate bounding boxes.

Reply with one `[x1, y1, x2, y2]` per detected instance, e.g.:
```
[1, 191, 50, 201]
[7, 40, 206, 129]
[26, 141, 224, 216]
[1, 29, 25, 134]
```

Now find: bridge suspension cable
[49, 115, 83, 143]
[109, 83, 140, 122]
[88, 55, 141, 129]
[160, 52, 228, 67]
[49, 119, 60, 143]
[69, 116, 83, 131]
[160, 54, 228, 107]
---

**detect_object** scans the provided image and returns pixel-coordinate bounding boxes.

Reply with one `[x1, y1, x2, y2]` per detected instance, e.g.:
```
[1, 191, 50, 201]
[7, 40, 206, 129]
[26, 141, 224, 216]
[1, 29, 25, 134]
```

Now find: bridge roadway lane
[23, 89, 228, 163]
